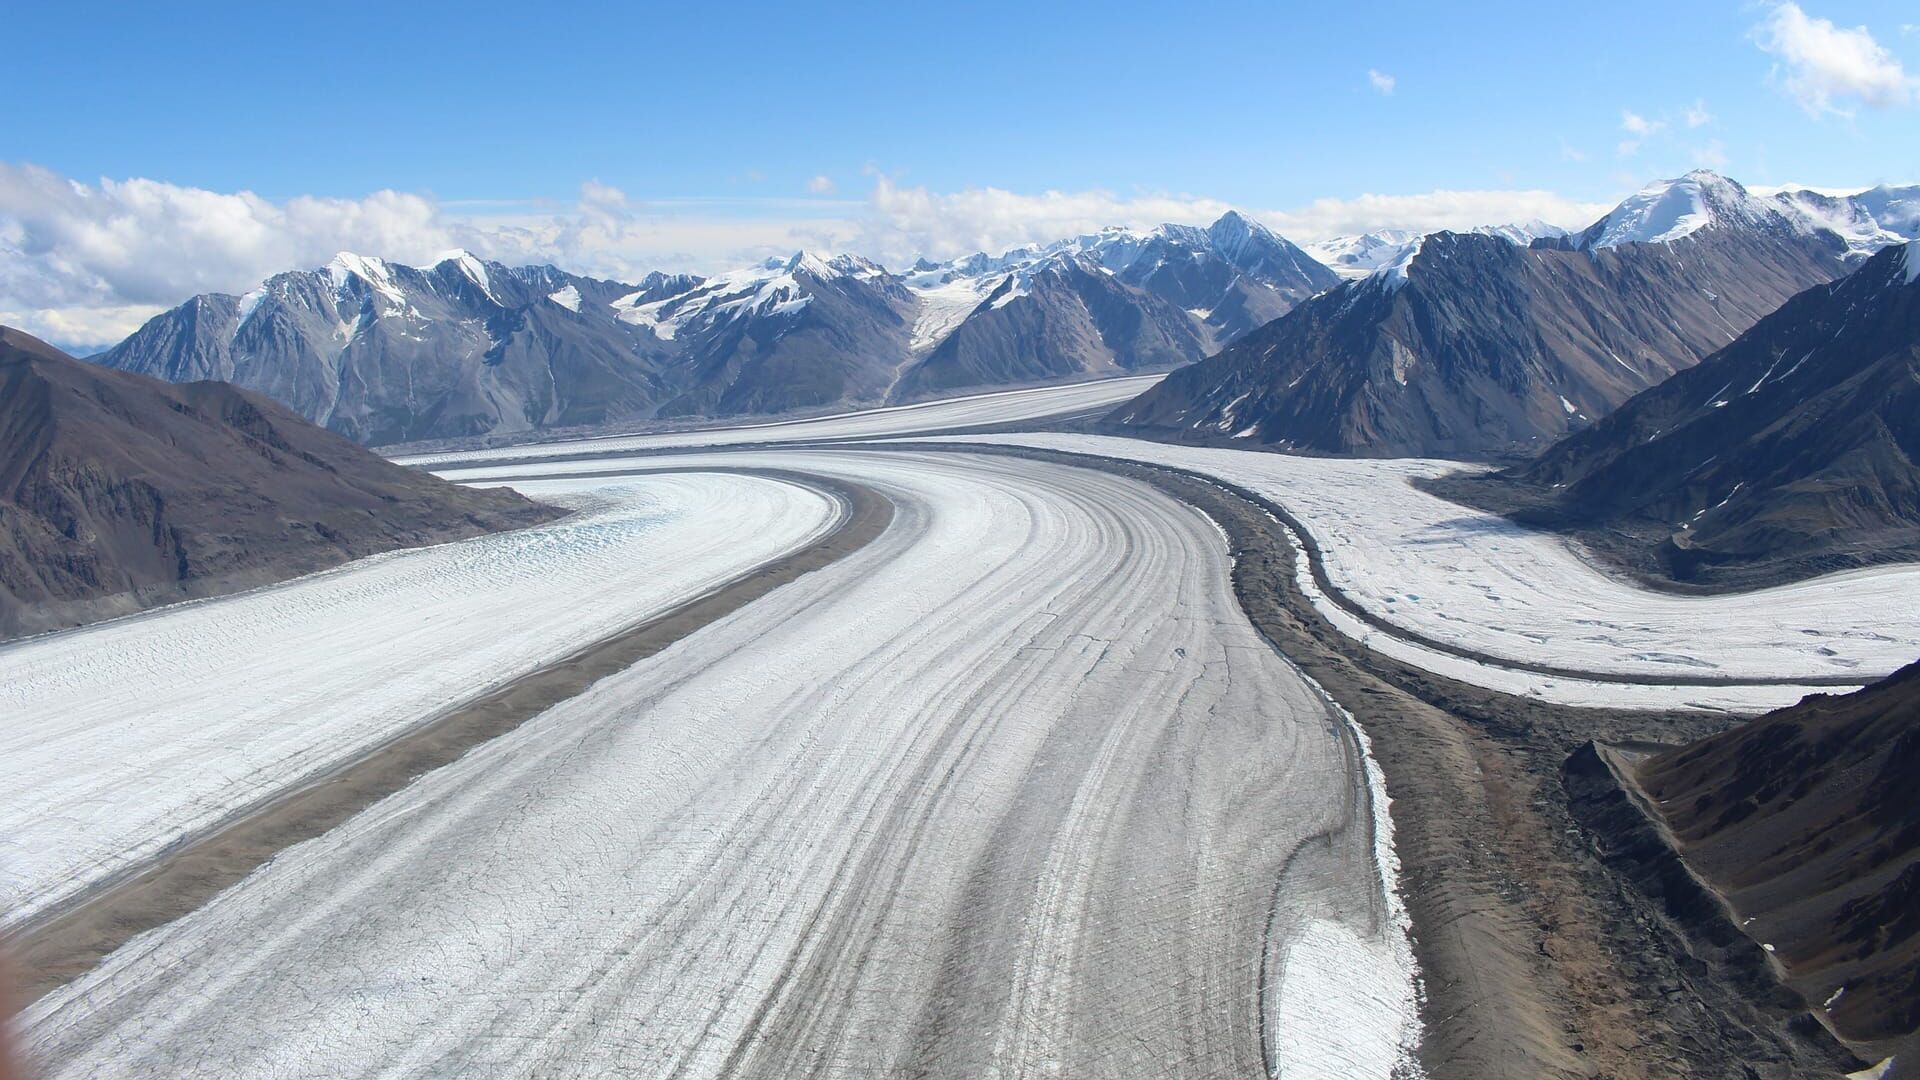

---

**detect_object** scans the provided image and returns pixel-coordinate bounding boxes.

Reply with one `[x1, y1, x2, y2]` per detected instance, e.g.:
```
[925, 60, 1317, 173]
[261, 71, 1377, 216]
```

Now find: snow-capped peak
[826, 252, 889, 280]
[1205, 209, 1270, 245]
[421, 248, 480, 268]
[1473, 219, 1569, 245]
[1306, 230, 1420, 279]
[916, 209, 1309, 288]
[613, 252, 828, 340]
[323, 251, 414, 311]
[1771, 184, 1920, 259]
[1584, 170, 1796, 249]
[778, 250, 836, 277]
[420, 249, 498, 301]
[1377, 235, 1424, 292]
[235, 282, 271, 329]
[325, 251, 395, 287]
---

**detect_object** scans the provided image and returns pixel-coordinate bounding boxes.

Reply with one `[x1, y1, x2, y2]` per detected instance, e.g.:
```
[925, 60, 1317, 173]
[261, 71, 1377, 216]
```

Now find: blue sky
[3, 0, 1917, 344]
[11, 0, 1916, 202]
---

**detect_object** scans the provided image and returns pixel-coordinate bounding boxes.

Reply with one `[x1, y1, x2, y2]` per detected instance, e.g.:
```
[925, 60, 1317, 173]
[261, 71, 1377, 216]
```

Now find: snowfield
[23, 449, 1421, 1079]
[0, 473, 838, 931]
[393, 374, 1163, 467]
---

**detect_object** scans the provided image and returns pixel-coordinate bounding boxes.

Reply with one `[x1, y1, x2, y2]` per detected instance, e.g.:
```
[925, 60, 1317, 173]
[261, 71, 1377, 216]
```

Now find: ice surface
[395, 375, 1166, 466]
[0, 473, 837, 929]
[547, 284, 582, 311]
[24, 449, 1420, 1078]
[410, 399, 1915, 712]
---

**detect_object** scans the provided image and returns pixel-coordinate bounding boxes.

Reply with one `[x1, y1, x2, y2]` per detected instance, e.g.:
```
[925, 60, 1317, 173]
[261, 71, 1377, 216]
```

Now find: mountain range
[82, 172, 1920, 453]
[0, 327, 553, 639]
[92, 214, 1336, 446]
[1113, 172, 1913, 457]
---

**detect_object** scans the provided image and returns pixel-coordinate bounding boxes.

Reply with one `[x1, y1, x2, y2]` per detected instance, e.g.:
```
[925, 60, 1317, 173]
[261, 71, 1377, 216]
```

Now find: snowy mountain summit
[1581, 171, 1807, 248]
[1581, 170, 1920, 257]
[906, 211, 1340, 347]
[1307, 222, 1569, 280]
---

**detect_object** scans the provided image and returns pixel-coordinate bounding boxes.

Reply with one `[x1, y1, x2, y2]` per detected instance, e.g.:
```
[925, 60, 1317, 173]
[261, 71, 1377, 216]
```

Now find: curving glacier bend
[914, 433, 1920, 707]
[30, 371, 1916, 1076]
[20, 450, 1421, 1078]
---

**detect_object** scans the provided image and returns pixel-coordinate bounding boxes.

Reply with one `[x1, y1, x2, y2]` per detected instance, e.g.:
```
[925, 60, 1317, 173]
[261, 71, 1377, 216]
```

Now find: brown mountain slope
[0, 327, 556, 639]
[1636, 660, 1920, 1061]
[1112, 223, 1849, 458]
[1447, 240, 1920, 589]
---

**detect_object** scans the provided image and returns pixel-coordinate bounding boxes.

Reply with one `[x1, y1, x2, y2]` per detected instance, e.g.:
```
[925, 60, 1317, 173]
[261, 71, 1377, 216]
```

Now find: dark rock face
[1636, 659, 1920, 1050]
[1508, 241, 1920, 585]
[1113, 219, 1853, 457]
[97, 253, 681, 446]
[0, 326, 554, 639]
[92, 251, 924, 446]
[1561, 742, 1860, 1073]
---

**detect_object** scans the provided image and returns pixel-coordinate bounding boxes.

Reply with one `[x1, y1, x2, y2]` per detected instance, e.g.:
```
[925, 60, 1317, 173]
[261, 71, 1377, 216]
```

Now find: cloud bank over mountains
[0, 162, 1614, 347]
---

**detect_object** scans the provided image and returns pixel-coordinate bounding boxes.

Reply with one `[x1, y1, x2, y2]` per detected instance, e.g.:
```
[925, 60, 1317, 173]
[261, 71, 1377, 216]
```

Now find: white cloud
[577, 179, 628, 209]
[1559, 140, 1588, 163]
[857, 177, 1609, 264]
[1367, 69, 1396, 95]
[806, 175, 837, 195]
[1620, 111, 1660, 136]
[1257, 188, 1612, 241]
[0, 163, 464, 344]
[1692, 140, 1730, 170]
[0, 164, 865, 346]
[0, 303, 173, 350]
[856, 176, 1235, 265]
[0, 163, 1616, 348]
[1752, 2, 1917, 116]
[1685, 99, 1714, 127]
[1616, 110, 1668, 156]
